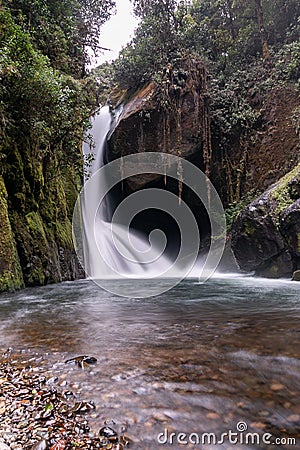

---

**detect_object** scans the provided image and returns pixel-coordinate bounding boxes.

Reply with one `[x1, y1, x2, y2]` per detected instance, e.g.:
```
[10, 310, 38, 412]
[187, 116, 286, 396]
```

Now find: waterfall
[81, 106, 171, 279]
[74, 105, 226, 295]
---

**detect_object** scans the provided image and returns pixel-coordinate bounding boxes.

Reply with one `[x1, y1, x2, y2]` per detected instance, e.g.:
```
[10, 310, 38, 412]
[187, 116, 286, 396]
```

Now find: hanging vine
[199, 65, 212, 209]
[155, 55, 208, 204]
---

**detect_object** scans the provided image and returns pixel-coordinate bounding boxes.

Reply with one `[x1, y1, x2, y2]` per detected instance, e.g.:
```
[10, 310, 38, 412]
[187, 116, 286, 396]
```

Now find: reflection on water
[0, 277, 300, 449]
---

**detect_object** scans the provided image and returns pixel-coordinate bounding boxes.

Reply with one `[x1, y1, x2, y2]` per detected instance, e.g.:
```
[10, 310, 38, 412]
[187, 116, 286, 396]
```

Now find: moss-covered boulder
[231, 164, 300, 278]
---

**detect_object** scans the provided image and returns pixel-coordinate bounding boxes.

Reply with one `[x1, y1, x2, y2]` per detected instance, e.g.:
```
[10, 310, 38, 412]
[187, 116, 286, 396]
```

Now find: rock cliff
[109, 59, 210, 191]
[0, 141, 83, 292]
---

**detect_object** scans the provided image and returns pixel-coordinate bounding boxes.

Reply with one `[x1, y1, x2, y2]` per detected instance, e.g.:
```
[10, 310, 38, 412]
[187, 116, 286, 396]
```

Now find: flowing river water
[0, 277, 300, 449]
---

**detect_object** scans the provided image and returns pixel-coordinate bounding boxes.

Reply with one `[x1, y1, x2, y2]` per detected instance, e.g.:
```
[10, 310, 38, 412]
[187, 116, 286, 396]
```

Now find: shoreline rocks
[0, 350, 129, 450]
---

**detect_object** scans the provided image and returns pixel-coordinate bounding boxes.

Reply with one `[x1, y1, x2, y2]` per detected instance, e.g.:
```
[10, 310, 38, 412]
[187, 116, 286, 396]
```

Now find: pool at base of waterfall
[0, 277, 299, 449]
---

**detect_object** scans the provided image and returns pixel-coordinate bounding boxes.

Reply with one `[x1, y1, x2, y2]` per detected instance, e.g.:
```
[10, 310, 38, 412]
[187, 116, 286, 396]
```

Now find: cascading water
[81, 106, 171, 279]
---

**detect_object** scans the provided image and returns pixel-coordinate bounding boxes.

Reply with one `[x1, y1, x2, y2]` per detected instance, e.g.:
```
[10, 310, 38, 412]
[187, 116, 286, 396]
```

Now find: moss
[244, 221, 256, 236]
[26, 211, 48, 244]
[25, 158, 44, 201]
[272, 162, 300, 216]
[0, 176, 24, 292]
[55, 219, 73, 248]
[27, 267, 45, 286]
[23, 211, 51, 285]
[269, 263, 279, 276]
[63, 170, 80, 221]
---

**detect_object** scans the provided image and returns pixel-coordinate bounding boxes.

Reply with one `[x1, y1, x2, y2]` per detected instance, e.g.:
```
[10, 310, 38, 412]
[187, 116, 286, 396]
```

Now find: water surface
[0, 277, 299, 449]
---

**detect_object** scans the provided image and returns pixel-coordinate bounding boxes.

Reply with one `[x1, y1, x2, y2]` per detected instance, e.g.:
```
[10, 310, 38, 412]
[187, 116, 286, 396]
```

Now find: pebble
[250, 422, 266, 429]
[99, 426, 119, 442]
[270, 383, 285, 391]
[152, 412, 170, 422]
[206, 412, 220, 420]
[287, 414, 300, 422]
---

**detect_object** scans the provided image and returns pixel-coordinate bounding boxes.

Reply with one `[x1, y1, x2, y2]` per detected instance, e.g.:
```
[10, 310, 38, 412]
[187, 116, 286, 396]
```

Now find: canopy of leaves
[113, 0, 299, 88]
[2, 0, 115, 77]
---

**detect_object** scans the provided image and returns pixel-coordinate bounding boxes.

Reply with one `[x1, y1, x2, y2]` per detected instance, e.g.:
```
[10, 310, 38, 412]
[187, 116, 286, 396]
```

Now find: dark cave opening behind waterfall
[104, 149, 212, 264]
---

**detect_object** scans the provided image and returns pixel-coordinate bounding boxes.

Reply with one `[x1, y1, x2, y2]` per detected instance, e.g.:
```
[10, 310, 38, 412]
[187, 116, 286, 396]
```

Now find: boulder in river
[231, 164, 300, 278]
[292, 270, 300, 281]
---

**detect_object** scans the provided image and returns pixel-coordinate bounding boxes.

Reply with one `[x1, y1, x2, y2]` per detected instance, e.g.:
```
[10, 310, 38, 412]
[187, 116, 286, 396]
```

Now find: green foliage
[209, 68, 261, 148]
[0, 8, 99, 178]
[110, 0, 299, 208]
[113, 0, 188, 89]
[113, 0, 299, 88]
[0, 1, 115, 291]
[274, 40, 300, 83]
[2, 0, 116, 77]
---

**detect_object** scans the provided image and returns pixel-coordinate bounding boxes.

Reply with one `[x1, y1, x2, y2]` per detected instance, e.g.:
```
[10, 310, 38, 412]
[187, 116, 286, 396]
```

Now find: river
[0, 277, 299, 449]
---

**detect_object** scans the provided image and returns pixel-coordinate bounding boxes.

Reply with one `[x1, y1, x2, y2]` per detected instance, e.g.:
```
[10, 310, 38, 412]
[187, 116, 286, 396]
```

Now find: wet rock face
[231, 196, 285, 272]
[0, 142, 84, 291]
[231, 167, 300, 278]
[108, 62, 206, 192]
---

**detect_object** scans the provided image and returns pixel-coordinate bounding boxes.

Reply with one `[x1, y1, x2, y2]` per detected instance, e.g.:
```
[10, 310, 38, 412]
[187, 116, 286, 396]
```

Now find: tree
[2, 0, 116, 77]
[254, 0, 269, 60]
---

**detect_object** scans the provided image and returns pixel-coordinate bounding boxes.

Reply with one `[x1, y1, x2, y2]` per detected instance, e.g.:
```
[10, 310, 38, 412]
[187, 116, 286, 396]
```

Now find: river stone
[0, 443, 11, 450]
[99, 426, 118, 442]
[65, 355, 97, 368]
[257, 250, 293, 278]
[31, 440, 48, 450]
[292, 270, 300, 281]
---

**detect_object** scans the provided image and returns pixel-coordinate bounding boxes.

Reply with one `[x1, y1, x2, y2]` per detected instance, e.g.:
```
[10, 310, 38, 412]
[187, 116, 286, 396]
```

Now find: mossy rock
[0, 134, 83, 291]
[231, 164, 300, 277]
[272, 162, 300, 219]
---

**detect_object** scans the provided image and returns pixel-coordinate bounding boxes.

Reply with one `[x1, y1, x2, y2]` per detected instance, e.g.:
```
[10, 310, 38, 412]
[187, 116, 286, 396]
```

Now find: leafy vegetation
[113, 0, 299, 86]
[2, 0, 115, 77]
[0, 1, 115, 180]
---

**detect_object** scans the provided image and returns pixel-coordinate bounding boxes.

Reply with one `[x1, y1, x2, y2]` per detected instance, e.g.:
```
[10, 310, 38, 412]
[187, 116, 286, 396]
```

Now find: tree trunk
[254, 0, 270, 61]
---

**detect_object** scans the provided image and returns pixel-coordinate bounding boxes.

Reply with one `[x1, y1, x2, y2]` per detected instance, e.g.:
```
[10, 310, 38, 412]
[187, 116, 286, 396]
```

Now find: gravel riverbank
[0, 349, 130, 449]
